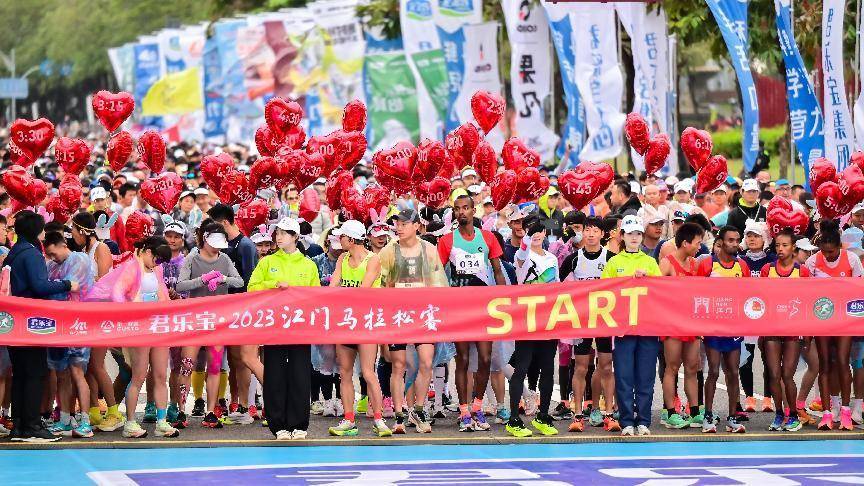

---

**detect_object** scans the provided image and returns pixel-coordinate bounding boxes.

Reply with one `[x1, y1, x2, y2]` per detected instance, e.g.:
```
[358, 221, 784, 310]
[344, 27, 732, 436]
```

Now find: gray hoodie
[175, 248, 244, 298]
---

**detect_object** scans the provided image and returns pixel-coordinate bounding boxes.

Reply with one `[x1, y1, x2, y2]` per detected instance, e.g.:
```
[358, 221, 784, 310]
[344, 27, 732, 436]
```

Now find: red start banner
[0, 277, 860, 347]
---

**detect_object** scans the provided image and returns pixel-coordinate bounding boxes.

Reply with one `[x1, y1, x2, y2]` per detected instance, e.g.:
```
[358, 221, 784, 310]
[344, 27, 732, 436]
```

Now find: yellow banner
[141, 67, 203, 116]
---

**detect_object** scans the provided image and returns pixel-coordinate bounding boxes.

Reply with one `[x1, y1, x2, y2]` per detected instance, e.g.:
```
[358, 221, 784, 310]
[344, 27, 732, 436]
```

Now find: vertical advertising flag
[542, 1, 585, 170]
[775, 0, 823, 182]
[572, 5, 624, 162]
[365, 51, 421, 151]
[502, 0, 559, 163]
[822, 0, 854, 169]
[263, 10, 316, 100]
[215, 19, 258, 144]
[203, 32, 226, 139]
[434, 0, 483, 133]
[454, 22, 506, 150]
[108, 44, 136, 94]
[706, 0, 760, 173]
[133, 41, 162, 130]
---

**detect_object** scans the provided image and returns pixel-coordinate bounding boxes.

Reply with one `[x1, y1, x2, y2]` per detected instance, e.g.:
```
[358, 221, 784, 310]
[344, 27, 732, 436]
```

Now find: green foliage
[356, 0, 400, 40]
[710, 125, 786, 159]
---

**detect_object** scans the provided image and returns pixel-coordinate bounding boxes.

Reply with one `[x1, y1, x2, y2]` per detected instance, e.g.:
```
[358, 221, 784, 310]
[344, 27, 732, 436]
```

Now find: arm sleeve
[484, 231, 503, 259]
[247, 258, 276, 291]
[174, 257, 204, 292]
[222, 257, 245, 288]
[23, 251, 71, 297]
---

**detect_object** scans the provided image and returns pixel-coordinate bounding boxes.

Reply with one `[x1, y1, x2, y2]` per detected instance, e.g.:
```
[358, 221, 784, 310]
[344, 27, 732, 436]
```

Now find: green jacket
[601, 250, 661, 279]
[248, 249, 320, 291]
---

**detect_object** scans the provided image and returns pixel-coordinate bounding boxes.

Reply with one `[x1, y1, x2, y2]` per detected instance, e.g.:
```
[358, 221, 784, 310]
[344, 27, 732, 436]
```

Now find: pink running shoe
[839, 407, 854, 431]
[818, 412, 834, 431]
[382, 397, 395, 418]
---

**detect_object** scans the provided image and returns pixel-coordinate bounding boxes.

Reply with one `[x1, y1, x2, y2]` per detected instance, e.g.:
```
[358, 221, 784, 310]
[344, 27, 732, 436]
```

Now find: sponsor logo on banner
[744, 297, 766, 320]
[439, 0, 475, 17]
[101, 321, 116, 334]
[406, 0, 433, 20]
[814, 297, 835, 320]
[70, 319, 88, 336]
[27, 317, 56, 335]
[847, 299, 864, 317]
[692, 297, 738, 320]
[0, 312, 13, 334]
[517, 1, 537, 32]
[776, 298, 802, 319]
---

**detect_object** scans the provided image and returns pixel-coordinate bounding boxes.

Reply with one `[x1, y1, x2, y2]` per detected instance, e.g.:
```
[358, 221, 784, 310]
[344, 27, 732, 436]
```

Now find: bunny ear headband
[430, 208, 456, 238]
[96, 212, 120, 230]
[160, 214, 176, 226]
[368, 207, 387, 225]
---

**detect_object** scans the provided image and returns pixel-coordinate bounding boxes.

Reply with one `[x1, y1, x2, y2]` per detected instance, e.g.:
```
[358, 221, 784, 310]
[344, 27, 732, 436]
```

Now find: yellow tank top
[340, 252, 381, 288]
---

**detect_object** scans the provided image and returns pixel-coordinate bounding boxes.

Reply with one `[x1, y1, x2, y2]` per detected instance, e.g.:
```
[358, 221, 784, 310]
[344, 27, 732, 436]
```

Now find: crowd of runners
[2, 130, 864, 442]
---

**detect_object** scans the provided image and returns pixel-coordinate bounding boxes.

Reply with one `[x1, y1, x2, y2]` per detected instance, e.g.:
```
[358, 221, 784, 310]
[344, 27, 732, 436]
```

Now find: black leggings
[310, 370, 340, 402]
[509, 340, 557, 418]
[378, 360, 392, 398]
[740, 342, 767, 397]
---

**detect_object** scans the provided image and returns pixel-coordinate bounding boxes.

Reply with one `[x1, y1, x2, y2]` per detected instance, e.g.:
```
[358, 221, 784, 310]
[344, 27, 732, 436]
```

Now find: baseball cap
[395, 208, 419, 223]
[713, 184, 729, 194]
[853, 202, 864, 214]
[506, 203, 534, 222]
[204, 231, 229, 249]
[462, 168, 478, 178]
[179, 190, 194, 200]
[776, 178, 790, 187]
[621, 215, 644, 234]
[164, 221, 187, 236]
[332, 219, 366, 240]
[742, 179, 760, 192]
[842, 227, 864, 249]
[273, 217, 301, 234]
[251, 232, 272, 244]
[314, 177, 327, 185]
[89, 187, 108, 201]
[194, 187, 210, 196]
[744, 219, 768, 240]
[673, 181, 691, 194]
[467, 184, 482, 195]
[483, 196, 493, 205]
[646, 214, 665, 224]
[671, 209, 690, 222]
[665, 176, 679, 187]
[796, 238, 817, 252]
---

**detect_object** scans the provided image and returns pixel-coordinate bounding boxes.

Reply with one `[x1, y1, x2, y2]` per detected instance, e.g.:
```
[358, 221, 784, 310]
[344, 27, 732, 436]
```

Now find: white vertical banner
[616, 3, 675, 174]
[573, 5, 625, 162]
[400, 0, 442, 139]
[435, 0, 484, 133]
[454, 22, 506, 151]
[502, 0, 559, 163]
[822, 0, 854, 169]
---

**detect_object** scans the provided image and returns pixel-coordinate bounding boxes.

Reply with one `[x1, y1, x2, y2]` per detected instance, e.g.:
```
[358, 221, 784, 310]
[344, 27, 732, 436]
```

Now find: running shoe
[818, 412, 834, 430]
[568, 416, 584, 432]
[659, 409, 668, 426]
[664, 413, 689, 429]
[73, 419, 94, 438]
[20, 428, 61, 443]
[725, 416, 745, 433]
[191, 398, 206, 417]
[410, 409, 432, 433]
[636, 425, 651, 436]
[232, 412, 254, 425]
[248, 405, 261, 420]
[167, 402, 179, 424]
[172, 411, 188, 429]
[0, 423, 9, 438]
[392, 415, 406, 434]
[768, 413, 785, 431]
[95, 413, 124, 432]
[852, 402, 864, 425]
[155, 420, 180, 438]
[458, 414, 474, 432]
[505, 418, 533, 438]
[620, 426, 635, 437]
[311, 400, 324, 415]
[603, 415, 622, 432]
[328, 419, 358, 437]
[218, 415, 235, 426]
[673, 396, 682, 414]
[142, 401, 157, 423]
[356, 395, 369, 414]
[291, 430, 307, 440]
[275, 429, 291, 440]
[588, 409, 604, 427]
[373, 419, 393, 437]
[797, 408, 815, 426]
[333, 398, 344, 417]
[229, 402, 239, 415]
[218, 398, 229, 412]
[734, 410, 750, 422]
[809, 398, 823, 412]
[701, 413, 717, 433]
[202, 412, 223, 429]
[472, 410, 491, 431]
[689, 411, 705, 428]
[48, 421, 74, 437]
[322, 399, 337, 417]
[551, 402, 572, 421]
[531, 414, 559, 436]
[744, 396, 757, 413]
[840, 406, 854, 431]
[495, 406, 510, 424]
[382, 397, 395, 418]
[761, 397, 775, 413]
[122, 421, 148, 438]
[784, 416, 803, 432]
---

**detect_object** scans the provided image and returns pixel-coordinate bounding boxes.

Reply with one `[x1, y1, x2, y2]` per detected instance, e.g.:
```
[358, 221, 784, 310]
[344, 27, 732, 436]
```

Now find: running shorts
[47, 347, 91, 372]
[704, 337, 743, 353]
[572, 337, 613, 355]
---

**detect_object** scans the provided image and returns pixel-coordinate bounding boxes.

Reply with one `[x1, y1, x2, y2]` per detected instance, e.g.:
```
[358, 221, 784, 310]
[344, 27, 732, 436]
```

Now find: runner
[379, 208, 448, 434]
[760, 228, 808, 432]
[505, 222, 560, 438]
[806, 219, 864, 431]
[697, 225, 749, 434]
[161, 221, 190, 429]
[437, 194, 506, 432]
[326, 220, 392, 438]
[658, 222, 705, 429]
[248, 217, 320, 440]
[559, 216, 619, 433]
[601, 215, 662, 436]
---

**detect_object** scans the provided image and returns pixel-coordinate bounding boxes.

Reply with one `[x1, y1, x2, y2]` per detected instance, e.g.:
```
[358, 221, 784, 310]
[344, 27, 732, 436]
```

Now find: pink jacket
[84, 257, 169, 303]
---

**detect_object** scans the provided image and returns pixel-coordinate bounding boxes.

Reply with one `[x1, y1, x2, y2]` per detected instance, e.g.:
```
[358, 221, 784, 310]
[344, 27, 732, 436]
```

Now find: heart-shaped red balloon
[92, 91, 135, 132]
[58, 175, 83, 211]
[255, 125, 280, 157]
[137, 130, 166, 173]
[767, 194, 793, 214]
[558, 161, 615, 210]
[490, 170, 519, 211]
[624, 113, 651, 155]
[680, 127, 713, 171]
[273, 146, 304, 190]
[373, 141, 416, 195]
[306, 131, 341, 177]
[217, 170, 254, 206]
[107, 131, 134, 172]
[7, 139, 33, 167]
[45, 195, 71, 224]
[502, 137, 541, 174]
[336, 130, 367, 172]
[446, 123, 480, 164]
[200, 153, 235, 193]
[282, 124, 306, 150]
[340, 188, 369, 223]
[363, 184, 391, 216]
[515, 167, 550, 203]
[851, 151, 864, 174]
[437, 151, 459, 180]
[235, 198, 270, 236]
[10, 118, 54, 165]
[140, 172, 184, 213]
[767, 207, 810, 237]
[695, 155, 728, 194]
[471, 140, 498, 183]
[838, 164, 864, 211]
[417, 177, 451, 209]
[809, 157, 838, 194]
[249, 156, 283, 191]
[414, 139, 446, 183]
[470, 90, 505, 133]
[816, 181, 846, 220]
[125, 211, 155, 245]
[643, 134, 670, 175]
[54, 137, 91, 175]
[299, 189, 321, 223]
[2, 165, 47, 207]
[342, 99, 367, 133]
[326, 170, 354, 210]
[264, 97, 304, 138]
[293, 151, 327, 191]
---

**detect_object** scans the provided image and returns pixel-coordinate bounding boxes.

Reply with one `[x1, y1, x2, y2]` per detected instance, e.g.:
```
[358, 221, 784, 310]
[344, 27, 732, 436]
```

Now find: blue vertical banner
[437, 27, 467, 133]
[775, 0, 823, 186]
[202, 35, 225, 138]
[821, 0, 854, 169]
[544, 4, 585, 170]
[706, 0, 759, 173]
[133, 42, 162, 130]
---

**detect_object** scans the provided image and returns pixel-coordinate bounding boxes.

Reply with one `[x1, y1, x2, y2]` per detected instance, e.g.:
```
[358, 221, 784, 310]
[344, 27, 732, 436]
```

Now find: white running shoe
[322, 399, 337, 417]
[333, 398, 344, 417]
[232, 412, 255, 425]
[636, 425, 651, 436]
[291, 429, 308, 440]
[311, 401, 324, 415]
[275, 429, 292, 440]
[621, 426, 635, 436]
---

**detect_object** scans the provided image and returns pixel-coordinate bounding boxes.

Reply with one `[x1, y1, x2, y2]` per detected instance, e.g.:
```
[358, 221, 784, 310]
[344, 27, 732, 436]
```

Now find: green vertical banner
[366, 51, 421, 150]
[411, 49, 450, 122]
